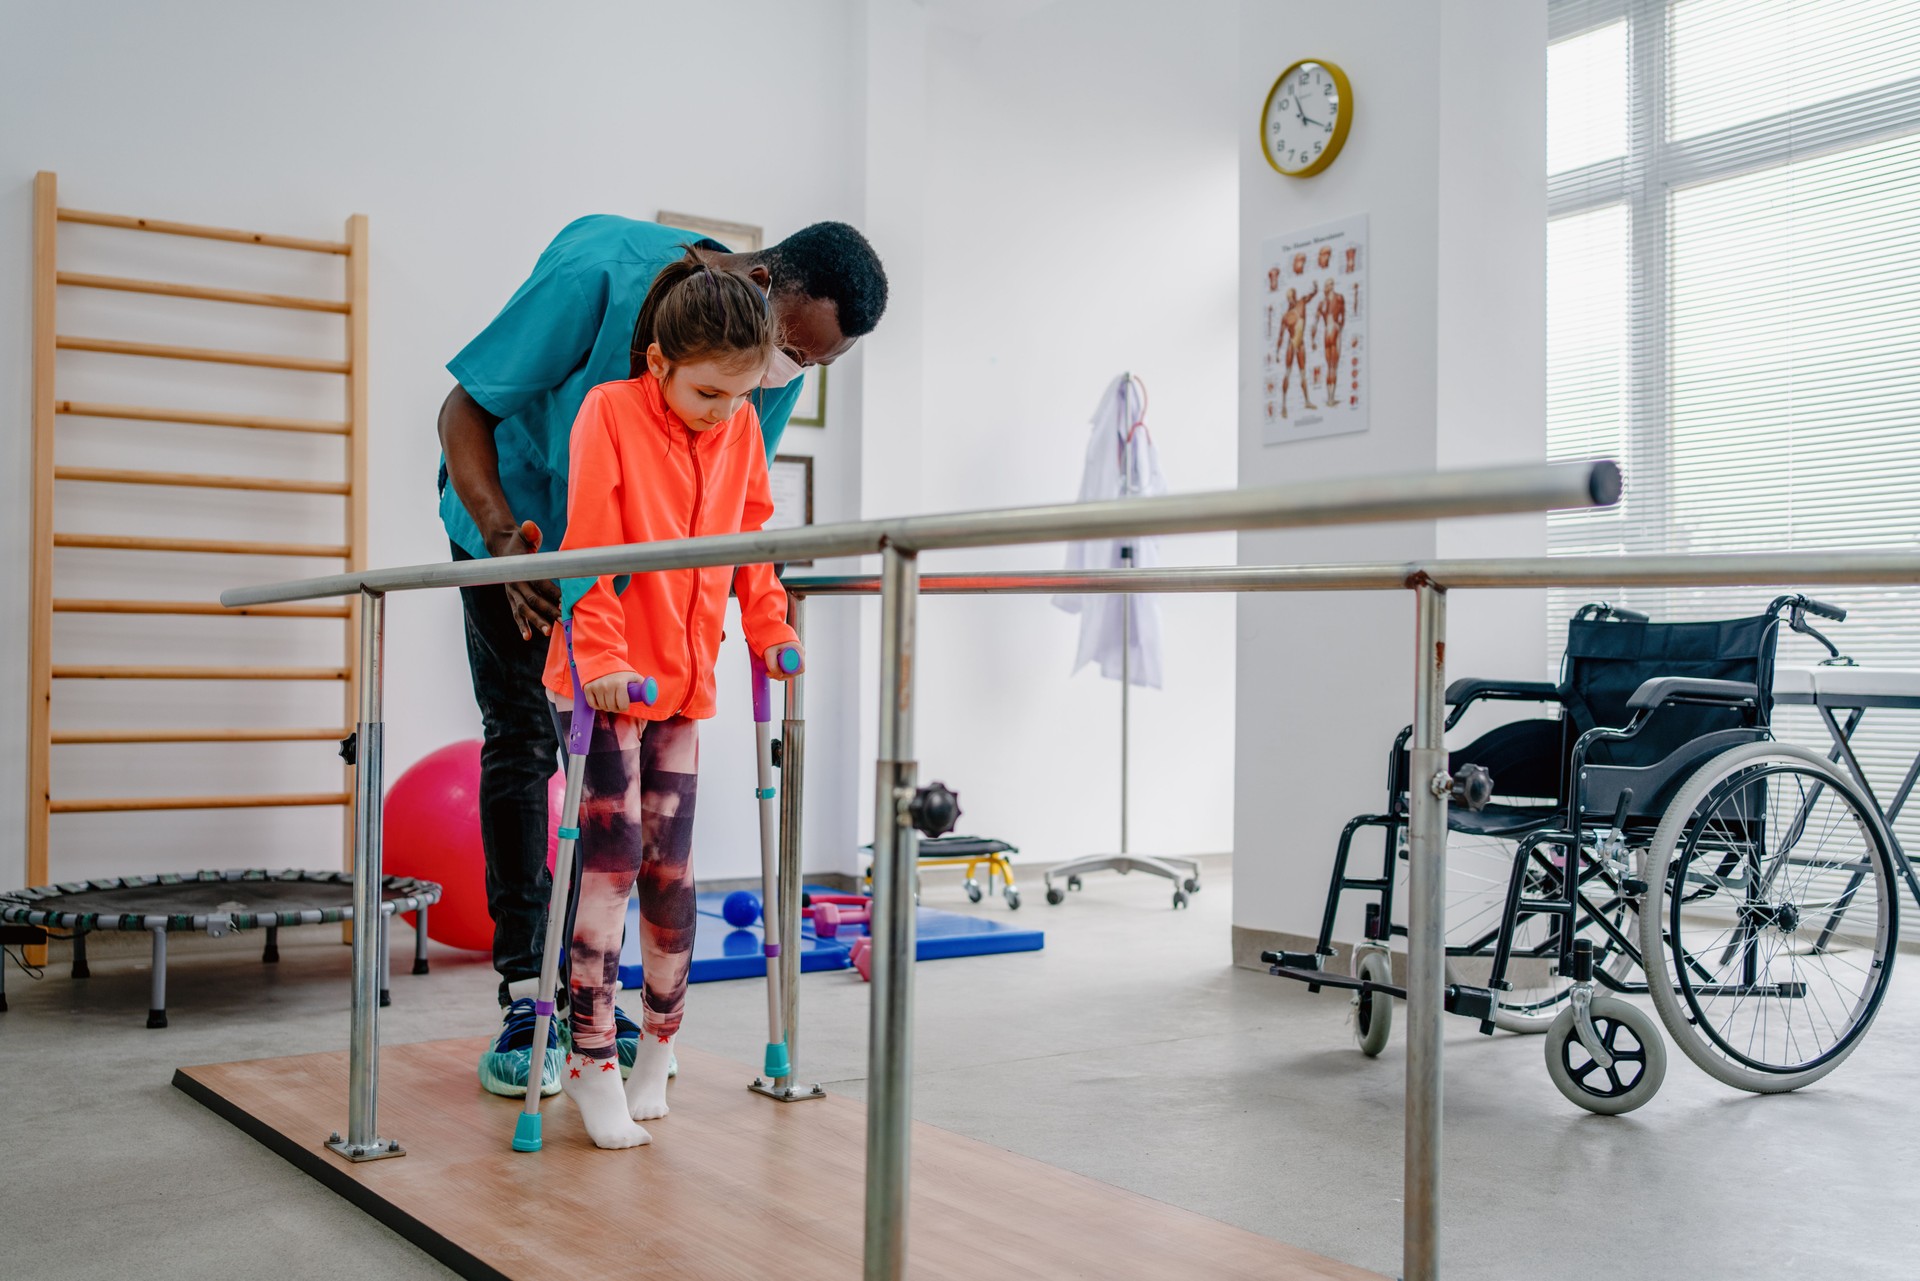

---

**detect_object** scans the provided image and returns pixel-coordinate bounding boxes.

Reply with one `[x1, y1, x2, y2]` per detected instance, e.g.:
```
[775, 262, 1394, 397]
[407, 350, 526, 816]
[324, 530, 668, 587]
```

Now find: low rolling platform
[174, 1038, 1375, 1281]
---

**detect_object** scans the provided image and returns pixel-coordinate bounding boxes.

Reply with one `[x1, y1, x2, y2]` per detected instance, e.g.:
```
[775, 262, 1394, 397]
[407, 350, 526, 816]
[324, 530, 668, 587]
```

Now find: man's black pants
[452, 542, 563, 1008]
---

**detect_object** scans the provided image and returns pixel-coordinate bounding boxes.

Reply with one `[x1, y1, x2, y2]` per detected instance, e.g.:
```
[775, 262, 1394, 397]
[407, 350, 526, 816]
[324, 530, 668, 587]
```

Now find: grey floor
[3, 860, 1917, 1281]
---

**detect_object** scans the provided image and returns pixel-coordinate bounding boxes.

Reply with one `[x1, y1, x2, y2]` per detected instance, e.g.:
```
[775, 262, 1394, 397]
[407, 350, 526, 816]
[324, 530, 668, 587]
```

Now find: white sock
[563, 1053, 651, 1149]
[626, 1035, 674, 1121]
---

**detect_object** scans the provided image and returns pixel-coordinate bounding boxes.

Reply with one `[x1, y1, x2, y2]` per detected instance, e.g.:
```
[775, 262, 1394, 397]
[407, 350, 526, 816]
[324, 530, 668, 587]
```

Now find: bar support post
[864, 547, 919, 1281]
[1403, 579, 1448, 1281]
[328, 588, 402, 1163]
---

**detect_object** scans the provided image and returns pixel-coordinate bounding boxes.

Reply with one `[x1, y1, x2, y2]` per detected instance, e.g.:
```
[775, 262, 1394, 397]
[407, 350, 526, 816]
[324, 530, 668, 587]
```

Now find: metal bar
[332, 589, 400, 1162]
[55, 465, 350, 496]
[56, 335, 351, 375]
[865, 546, 919, 1281]
[27, 172, 57, 966]
[219, 461, 1620, 606]
[786, 550, 1920, 598]
[56, 270, 349, 313]
[49, 792, 349, 813]
[56, 400, 350, 435]
[56, 206, 352, 255]
[1404, 580, 1448, 1281]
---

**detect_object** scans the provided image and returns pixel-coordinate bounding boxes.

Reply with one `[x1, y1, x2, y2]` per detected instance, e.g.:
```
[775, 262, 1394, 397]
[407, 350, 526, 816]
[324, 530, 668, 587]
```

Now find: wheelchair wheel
[1543, 995, 1665, 1115]
[1352, 949, 1393, 1057]
[1444, 833, 1636, 1034]
[1638, 742, 1899, 1094]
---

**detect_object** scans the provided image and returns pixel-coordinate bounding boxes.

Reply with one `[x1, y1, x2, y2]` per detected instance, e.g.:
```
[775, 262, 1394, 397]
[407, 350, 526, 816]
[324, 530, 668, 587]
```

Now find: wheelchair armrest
[1624, 677, 1759, 712]
[1445, 679, 1562, 708]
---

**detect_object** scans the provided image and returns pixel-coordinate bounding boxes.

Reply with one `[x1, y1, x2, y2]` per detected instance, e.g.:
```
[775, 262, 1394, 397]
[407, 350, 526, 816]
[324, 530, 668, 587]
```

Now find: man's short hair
[765, 222, 889, 338]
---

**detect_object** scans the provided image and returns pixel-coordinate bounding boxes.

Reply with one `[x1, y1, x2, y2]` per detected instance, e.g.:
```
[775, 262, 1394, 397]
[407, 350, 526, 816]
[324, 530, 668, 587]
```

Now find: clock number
[1279, 96, 1291, 110]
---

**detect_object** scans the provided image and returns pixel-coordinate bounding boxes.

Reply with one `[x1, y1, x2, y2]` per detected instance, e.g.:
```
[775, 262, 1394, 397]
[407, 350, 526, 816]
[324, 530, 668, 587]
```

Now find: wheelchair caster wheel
[1173, 890, 1189, 909]
[964, 879, 982, 904]
[1004, 888, 1020, 910]
[1183, 877, 1200, 894]
[1046, 886, 1065, 905]
[1353, 950, 1393, 1057]
[1067, 876, 1083, 891]
[1544, 996, 1666, 1115]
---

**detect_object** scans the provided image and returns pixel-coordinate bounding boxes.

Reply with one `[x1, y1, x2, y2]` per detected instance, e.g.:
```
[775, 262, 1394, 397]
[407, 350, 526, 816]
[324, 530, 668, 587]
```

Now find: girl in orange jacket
[541, 253, 802, 1149]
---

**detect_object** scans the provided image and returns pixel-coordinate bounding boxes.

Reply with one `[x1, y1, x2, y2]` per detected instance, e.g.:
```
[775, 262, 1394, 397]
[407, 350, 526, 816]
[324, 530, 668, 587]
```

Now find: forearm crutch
[751, 645, 802, 1082]
[512, 618, 657, 1154]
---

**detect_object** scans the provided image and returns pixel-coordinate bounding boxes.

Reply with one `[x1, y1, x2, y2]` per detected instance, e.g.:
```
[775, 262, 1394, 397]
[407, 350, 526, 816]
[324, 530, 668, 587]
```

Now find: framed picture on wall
[655, 210, 763, 252]
[788, 365, 828, 427]
[767, 454, 815, 565]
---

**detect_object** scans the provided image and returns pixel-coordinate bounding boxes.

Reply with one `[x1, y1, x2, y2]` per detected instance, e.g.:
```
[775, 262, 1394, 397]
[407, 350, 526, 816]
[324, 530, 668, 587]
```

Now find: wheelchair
[1265, 596, 1901, 1114]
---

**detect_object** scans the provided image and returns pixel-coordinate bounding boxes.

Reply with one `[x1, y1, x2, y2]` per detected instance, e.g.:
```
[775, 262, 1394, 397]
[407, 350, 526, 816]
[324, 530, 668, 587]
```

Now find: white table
[1774, 664, 1920, 913]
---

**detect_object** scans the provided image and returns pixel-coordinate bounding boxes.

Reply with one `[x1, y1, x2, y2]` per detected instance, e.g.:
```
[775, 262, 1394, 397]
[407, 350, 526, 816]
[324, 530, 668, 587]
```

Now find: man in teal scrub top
[437, 218, 888, 1096]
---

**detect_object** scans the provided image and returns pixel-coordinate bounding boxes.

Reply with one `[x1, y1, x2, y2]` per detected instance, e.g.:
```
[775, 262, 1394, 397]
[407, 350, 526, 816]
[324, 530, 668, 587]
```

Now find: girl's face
[646, 343, 768, 430]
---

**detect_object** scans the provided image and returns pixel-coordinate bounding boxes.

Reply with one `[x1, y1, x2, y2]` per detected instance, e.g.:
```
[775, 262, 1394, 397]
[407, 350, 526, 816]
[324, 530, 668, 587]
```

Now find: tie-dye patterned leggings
[547, 705, 700, 1061]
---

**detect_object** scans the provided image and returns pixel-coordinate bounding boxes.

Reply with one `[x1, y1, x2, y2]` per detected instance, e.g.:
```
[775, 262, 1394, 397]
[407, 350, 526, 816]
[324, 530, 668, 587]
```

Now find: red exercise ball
[384, 740, 564, 953]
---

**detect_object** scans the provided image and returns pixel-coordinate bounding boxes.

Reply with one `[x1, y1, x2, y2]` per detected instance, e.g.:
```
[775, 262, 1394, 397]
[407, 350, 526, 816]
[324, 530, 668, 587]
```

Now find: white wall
[0, 0, 870, 889]
[1233, 1, 1547, 949]
[847, 0, 1242, 866]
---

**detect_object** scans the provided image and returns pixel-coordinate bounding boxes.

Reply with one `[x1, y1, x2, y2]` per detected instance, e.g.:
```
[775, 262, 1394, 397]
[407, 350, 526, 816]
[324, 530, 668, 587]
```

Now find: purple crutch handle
[564, 619, 657, 754]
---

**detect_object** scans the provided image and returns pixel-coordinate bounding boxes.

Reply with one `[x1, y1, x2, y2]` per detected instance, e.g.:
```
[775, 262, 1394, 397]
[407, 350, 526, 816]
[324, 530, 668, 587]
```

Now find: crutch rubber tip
[764, 1041, 791, 1080]
[511, 1112, 543, 1153]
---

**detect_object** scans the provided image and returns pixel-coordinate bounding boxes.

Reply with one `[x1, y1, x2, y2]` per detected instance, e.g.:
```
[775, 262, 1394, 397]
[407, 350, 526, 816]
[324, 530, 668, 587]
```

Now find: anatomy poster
[1260, 214, 1367, 445]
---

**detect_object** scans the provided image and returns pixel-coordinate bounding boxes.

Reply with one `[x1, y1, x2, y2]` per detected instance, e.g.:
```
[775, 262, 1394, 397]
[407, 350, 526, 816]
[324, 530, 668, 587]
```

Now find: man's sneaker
[478, 997, 565, 1098]
[614, 1003, 677, 1080]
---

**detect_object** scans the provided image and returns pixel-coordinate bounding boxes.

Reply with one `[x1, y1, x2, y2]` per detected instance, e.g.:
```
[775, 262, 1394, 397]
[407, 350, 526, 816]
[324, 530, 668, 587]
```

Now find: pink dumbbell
[849, 936, 872, 982]
[804, 893, 873, 940]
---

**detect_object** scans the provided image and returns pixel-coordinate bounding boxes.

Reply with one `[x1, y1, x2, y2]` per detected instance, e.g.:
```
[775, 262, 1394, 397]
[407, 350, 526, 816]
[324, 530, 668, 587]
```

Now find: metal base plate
[748, 1077, 826, 1103]
[326, 1134, 406, 1162]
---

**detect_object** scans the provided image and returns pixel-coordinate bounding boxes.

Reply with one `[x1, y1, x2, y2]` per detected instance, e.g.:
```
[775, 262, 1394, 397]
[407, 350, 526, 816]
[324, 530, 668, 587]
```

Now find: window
[1546, 0, 1920, 846]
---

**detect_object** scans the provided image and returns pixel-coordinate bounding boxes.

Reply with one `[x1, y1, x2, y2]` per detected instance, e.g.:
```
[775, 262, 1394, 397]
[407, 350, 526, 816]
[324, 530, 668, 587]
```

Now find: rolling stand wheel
[1172, 889, 1189, 909]
[1353, 950, 1393, 1057]
[964, 879, 983, 903]
[1067, 875, 1083, 891]
[1003, 886, 1020, 910]
[1183, 877, 1200, 894]
[1045, 886, 1065, 905]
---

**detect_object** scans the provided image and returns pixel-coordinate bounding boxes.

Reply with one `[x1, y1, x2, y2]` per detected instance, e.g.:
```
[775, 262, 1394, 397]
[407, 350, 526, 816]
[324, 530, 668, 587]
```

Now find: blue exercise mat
[617, 888, 1044, 989]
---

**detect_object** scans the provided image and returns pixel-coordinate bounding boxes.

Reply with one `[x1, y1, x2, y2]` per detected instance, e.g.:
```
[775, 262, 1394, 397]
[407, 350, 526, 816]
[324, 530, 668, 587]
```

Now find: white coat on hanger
[1054, 374, 1166, 688]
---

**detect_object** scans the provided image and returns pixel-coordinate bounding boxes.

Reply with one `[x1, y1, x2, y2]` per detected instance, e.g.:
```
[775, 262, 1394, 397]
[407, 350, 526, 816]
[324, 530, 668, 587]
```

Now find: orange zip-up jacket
[541, 374, 796, 720]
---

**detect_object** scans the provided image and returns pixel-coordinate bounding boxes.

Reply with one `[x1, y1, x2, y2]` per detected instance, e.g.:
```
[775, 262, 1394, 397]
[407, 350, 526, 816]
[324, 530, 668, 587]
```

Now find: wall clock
[1260, 59, 1352, 178]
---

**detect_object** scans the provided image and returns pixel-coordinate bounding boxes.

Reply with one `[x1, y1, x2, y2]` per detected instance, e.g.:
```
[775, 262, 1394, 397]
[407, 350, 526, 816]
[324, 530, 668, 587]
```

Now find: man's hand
[585, 670, 641, 713]
[765, 642, 807, 680]
[485, 519, 561, 640]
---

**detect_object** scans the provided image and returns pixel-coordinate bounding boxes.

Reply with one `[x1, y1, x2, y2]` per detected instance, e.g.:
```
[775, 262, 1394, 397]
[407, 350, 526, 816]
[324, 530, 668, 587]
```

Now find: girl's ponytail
[629, 247, 775, 379]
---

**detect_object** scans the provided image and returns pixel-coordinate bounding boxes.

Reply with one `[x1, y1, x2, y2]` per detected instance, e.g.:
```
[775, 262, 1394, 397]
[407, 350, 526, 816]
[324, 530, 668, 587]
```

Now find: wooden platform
[175, 1038, 1377, 1281]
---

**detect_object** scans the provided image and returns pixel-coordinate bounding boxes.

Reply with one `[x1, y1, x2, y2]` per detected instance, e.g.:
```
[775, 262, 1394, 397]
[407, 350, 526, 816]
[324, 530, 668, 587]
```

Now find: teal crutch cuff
[763, 1041, 791, 1080]
[511, 1110, 543, 1153]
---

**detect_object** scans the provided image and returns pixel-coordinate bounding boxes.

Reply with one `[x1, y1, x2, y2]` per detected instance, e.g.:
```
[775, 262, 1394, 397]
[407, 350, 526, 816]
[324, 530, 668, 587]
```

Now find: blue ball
[722, 890, 762, 929]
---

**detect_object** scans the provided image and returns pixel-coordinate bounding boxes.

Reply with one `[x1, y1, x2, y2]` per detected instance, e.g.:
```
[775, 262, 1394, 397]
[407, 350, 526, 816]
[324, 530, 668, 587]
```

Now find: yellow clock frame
[1260, 58, 1353, 178]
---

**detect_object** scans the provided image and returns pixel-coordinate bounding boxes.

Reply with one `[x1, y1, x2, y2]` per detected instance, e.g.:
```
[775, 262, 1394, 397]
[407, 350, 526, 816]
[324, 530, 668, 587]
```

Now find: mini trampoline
[0, 869, 441, 1027]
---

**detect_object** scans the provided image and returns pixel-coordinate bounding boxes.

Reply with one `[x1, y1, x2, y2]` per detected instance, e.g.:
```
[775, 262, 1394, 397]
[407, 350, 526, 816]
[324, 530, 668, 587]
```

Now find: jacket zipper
[671, 426, 707, 717]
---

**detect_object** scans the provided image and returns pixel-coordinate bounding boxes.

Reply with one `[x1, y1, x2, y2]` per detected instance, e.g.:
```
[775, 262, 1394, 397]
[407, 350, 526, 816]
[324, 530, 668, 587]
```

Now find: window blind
[1546, 0, 1920, 856]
